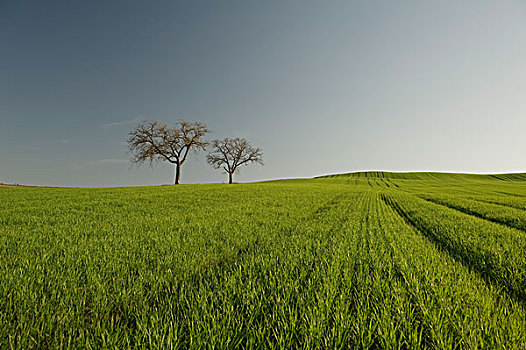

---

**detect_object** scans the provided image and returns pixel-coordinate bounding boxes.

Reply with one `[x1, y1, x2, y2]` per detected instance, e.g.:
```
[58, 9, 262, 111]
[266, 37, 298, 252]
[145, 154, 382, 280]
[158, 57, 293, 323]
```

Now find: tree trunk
[175, 163, 181, 185]
[228, 172, 233, 184]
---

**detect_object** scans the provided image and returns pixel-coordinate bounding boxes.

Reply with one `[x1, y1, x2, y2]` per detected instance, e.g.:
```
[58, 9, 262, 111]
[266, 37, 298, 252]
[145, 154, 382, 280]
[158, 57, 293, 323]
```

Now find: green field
[2, 172, 526, 349]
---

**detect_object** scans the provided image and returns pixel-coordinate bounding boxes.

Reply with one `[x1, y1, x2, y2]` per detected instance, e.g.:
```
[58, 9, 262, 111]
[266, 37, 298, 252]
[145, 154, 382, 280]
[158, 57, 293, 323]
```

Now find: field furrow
[382, 193, 526, 305]
[376, 193, 526, 347]
[420, 194, 526, 233]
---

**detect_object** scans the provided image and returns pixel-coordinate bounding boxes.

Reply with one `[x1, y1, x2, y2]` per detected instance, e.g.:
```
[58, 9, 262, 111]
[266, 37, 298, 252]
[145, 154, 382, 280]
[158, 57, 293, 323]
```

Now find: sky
[1, 1, 525, 186]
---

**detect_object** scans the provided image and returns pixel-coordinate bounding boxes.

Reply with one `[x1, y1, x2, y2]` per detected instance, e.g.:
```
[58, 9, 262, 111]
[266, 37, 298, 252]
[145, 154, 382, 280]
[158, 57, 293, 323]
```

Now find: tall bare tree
[207, 137, 264, 184]
[127, 120, 210, 184]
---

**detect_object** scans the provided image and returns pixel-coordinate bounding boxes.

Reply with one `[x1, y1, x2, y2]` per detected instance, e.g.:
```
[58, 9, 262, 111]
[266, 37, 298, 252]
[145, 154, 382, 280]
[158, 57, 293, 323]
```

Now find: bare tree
[207, 137, 264, 184]
[127, 120, 210, 184]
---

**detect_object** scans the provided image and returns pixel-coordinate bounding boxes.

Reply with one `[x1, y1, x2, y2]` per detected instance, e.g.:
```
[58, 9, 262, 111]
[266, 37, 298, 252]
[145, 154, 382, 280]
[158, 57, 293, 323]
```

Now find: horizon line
[3, 169, 526, 189]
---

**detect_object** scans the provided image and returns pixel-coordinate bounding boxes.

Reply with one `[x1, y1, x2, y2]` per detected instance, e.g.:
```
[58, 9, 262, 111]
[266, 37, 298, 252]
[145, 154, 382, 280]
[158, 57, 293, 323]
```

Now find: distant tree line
[127, 120, 263, 184]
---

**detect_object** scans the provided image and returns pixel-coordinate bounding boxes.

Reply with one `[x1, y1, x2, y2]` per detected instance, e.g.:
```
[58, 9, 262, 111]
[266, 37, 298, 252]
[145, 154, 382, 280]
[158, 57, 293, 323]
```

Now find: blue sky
[1, 1, 525, 186]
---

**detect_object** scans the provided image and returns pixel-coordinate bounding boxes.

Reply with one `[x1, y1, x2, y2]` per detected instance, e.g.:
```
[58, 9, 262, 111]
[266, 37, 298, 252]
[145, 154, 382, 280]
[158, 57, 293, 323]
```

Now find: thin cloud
[100, 116, 143, 129]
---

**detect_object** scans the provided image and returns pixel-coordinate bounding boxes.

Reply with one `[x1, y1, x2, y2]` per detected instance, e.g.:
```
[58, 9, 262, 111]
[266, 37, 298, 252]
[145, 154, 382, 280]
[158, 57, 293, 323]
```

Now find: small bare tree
[127, 120, 210, 184]
[207, 137, 264, 184]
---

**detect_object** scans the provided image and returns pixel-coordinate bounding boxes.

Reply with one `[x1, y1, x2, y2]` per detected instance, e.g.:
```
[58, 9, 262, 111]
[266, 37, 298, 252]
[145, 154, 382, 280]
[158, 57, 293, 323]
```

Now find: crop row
[383, 192, 526, 304]
[419, 194, 526, 233]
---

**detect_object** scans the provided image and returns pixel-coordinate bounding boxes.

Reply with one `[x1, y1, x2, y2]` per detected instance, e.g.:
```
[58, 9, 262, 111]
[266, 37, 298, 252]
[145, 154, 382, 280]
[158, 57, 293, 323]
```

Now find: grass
[1, 172, 526, 348]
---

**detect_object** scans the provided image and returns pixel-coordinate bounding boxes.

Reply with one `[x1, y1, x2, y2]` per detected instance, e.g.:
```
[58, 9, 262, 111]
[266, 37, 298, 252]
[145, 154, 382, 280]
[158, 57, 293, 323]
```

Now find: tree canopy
[207, 137, 263, 184]
[127, 120, 210, 184]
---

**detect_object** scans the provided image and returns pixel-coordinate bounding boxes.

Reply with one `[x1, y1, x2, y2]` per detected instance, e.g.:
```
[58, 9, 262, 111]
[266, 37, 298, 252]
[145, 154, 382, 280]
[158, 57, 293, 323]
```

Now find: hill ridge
[317, 171, 526, 181]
